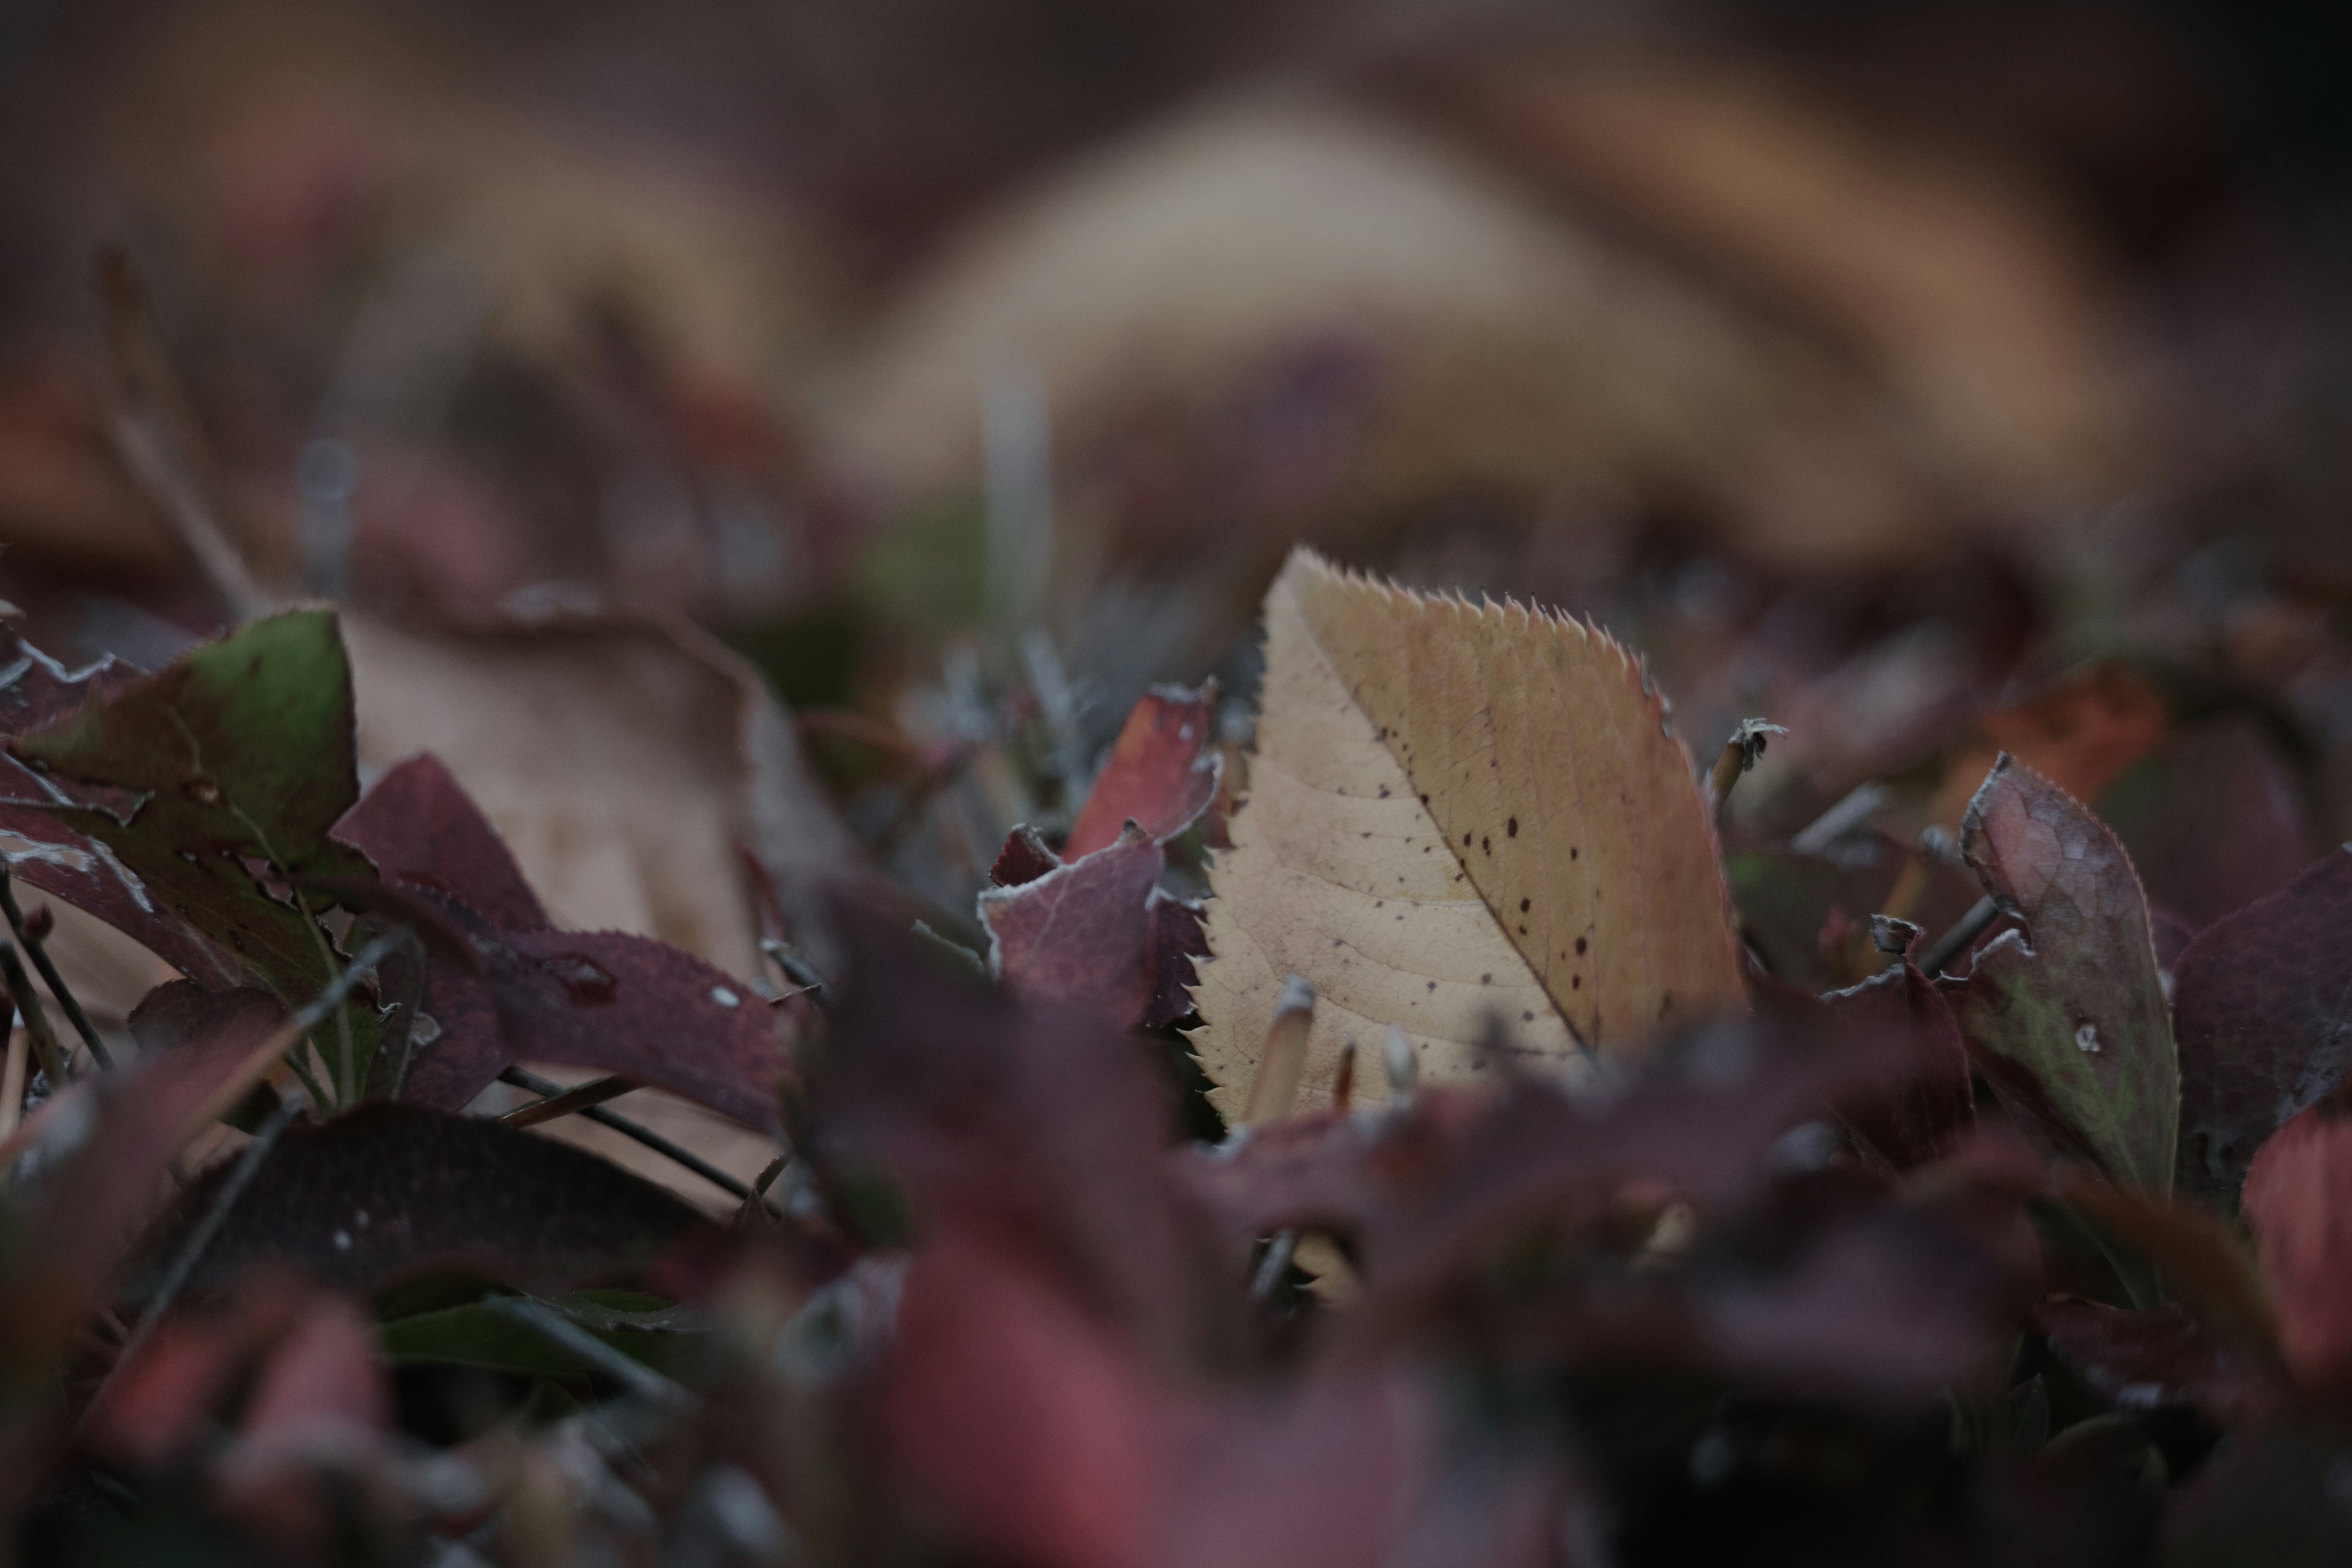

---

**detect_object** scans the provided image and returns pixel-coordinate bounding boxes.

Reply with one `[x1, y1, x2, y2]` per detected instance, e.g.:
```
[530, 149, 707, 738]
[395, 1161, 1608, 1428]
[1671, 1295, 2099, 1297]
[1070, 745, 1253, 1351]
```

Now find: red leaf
[0, 982, 296, 1355]
[1065, 681, 1219, 858]
[2173, 847, 2352, 1210]
[880, 1233, 1165, 1568]
[2242, 1095, 2352, 1389]
[333, 752, 547, 930]
[979, 827, 1164, 1022]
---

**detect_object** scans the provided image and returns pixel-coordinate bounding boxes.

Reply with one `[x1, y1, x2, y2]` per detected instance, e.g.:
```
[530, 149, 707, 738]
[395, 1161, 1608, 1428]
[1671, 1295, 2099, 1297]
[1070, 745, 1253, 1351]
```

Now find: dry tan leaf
[1190, 550, 1746, 1121]
[344, 612, 854, 983]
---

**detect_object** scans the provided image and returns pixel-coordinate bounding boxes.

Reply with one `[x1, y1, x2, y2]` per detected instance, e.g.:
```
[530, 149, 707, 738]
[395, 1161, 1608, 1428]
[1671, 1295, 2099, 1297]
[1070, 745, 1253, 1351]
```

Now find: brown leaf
[1065, 680, 1220, 858]
[1191, 549, 1746, 1120]
[2173, 847, 2352, 1211]
[344, 610, 854, 981]
[1952, 755, 2176, 1193]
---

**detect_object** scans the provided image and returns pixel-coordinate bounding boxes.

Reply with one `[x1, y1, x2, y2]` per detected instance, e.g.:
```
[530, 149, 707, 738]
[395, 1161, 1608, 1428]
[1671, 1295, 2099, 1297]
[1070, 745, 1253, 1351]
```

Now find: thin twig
[485, 1295, 695, 1408]
[758, 937, 829, 1000]
[1250, 1231, 1300, 1302]
[0, 868, 111, 1068]
[93, 249, 274, 622]
[0, 942, 73, 1085]
[116, 1090, 304, 1366]
[1918, 895, 2000, 976]
[1, 991, 25, 1143]
[497, 1066, 777, 1211]
[499, 1075, 636, 1129]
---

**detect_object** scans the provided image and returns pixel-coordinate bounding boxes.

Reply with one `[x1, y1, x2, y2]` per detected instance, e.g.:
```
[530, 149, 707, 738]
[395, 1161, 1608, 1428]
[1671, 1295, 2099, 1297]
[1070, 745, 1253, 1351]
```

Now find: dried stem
[0, 942, 73, 1085]
[499, 1074, 637, 1129]
[1240, 975, 1315, 1125]
[1707, 718, 1787, 821]
[0, 992, 25, 1144]
[486, 1296, 696, 1408]
[497, 1065, 780, 1213]
[93, 249, 275, 623]
[107, 1090, 305, 1380]
[1917, 895, 2000, 976]
[0, 869, 111, 1068]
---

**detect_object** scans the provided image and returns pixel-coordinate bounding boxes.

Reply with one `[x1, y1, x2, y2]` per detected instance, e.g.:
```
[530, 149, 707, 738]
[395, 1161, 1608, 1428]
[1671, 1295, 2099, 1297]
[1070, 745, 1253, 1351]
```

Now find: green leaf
[10, 611, 382, 1089]
[378, 1293, 696, 1381]
[1953, 755, 2178, 1193]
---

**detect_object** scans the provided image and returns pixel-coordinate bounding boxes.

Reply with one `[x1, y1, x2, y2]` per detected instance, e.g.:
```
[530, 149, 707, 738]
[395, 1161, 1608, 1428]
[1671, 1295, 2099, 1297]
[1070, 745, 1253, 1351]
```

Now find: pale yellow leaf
[1191, 549, 1745, 1120]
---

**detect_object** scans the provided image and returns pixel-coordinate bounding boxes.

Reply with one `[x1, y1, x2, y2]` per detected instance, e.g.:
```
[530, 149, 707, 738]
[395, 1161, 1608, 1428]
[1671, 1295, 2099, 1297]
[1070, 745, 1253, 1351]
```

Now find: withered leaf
[135, 1103, 707, 1298]
[1953, 755, 2176, 1193]
[2173, 847, 2352, 1210]
[1191, 549, 1745, 1119]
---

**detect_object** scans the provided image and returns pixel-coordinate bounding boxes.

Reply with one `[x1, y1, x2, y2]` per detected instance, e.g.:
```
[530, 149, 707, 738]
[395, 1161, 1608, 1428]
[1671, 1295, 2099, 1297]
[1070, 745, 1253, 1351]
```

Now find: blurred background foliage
[4, 0, 2352, 890]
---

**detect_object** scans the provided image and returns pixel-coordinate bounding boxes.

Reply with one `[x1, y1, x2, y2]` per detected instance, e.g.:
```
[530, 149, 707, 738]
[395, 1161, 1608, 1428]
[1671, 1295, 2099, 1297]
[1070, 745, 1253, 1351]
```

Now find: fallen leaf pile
[13, 509, 2352, 1566]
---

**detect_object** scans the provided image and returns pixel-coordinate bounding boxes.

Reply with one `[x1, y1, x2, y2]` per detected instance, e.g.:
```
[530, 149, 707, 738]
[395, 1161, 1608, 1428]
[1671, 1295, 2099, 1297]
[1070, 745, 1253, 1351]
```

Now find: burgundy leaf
[2034, 1297, 2257, 1420]
[989, 823, 1062, 888]
[332, 752, 546, 930]
[0, 982, 296, 1357]
[135, 1103, 708, 1297]
[1823, 952, 1975, 1170]
[1951, 755, 2176, 1193]
[2097, 713, 2318, 931]
[820, 900, 1215, 1358]
[2173, 847, 2352, 1210]
[979, 826, 1164, 1022]
[0, 630, 246, 987]
[334, 764, 788, 1130]
[1065, 681, 1220, 858]
[1143, 891, 1210, 1029]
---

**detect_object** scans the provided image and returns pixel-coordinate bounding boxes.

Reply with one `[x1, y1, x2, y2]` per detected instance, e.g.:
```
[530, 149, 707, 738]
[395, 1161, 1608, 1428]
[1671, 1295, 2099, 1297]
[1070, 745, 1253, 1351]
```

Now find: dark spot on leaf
[1427, 981, 1436, 992]
[1520, 899, 1530, 912]
[1573, 976, 1581, 990]
[1378, 786, 1390, 798]
[1464, 832, 1472, 846]
[1508, 818, 1518, 837]
[1575, 937, 1588, 955]
[1481, 836, 1490, 854]
[1480, 974, 1491, 984]
[1522, 1011, 1534, 1022]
